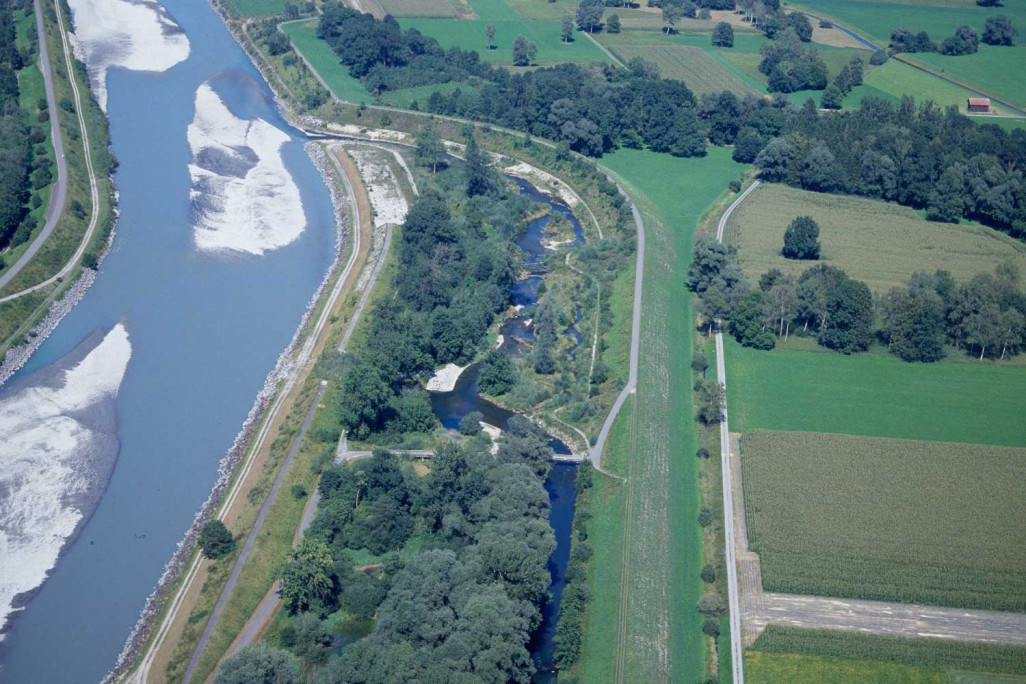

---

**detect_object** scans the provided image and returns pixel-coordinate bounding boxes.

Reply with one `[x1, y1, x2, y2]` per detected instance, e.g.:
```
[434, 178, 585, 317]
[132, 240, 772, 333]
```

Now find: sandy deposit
[66, 0, 190, 112]
[0, 323, 131, 639]
[188, 82, 306, 255]
[345, 146, 409, 227]
[425, 362, 467, 392]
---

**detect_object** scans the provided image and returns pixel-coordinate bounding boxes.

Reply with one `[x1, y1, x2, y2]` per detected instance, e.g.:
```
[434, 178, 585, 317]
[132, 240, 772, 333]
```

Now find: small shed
[967, 97, 991, 113]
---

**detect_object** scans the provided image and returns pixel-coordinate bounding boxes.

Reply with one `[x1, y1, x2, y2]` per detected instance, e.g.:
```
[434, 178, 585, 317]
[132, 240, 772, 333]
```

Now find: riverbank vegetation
[334, 146, 524, 441]
[0, 0, 116, 355]
[218, 430, 560, 682]
[741, 429, 1026, 611]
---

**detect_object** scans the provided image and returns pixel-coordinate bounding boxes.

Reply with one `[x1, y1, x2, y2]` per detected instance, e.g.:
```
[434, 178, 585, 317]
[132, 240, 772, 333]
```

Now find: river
[0, 0, 336, 681]
[430, 181, 585, 682]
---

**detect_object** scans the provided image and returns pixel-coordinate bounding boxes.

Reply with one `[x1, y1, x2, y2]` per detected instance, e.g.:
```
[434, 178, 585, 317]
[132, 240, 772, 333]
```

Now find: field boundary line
[584, 31, 624, 68]
[714, 179, 760, 684]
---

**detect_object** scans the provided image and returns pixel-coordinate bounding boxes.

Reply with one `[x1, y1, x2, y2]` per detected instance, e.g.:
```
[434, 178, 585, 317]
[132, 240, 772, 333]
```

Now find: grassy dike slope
[583, 147, 744, 682]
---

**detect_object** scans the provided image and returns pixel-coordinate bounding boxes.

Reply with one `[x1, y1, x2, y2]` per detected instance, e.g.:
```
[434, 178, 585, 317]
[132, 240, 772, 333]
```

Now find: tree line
[216, 422, 560, 683]
[336, 142, 522, 440]
[737, 96, 1026, 238]
[0, 0, 50, 256]
[690, 236, 1026, 361]
[890, 14, 1017, 55]
[317, 3, 707, 158]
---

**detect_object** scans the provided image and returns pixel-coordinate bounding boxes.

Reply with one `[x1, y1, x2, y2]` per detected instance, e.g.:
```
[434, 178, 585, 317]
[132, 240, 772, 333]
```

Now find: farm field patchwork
[582, 147, 745, 682]
[398, 16, 611, 66]
[724, 183, 1026, 293]
[740, 429, 1026, 610]
[791, 0, 1026, 47]
[281, 20, 373, 103]
[745, 651, 947, 684]
[608, 44, 757, 96]
[723, 336, 1026, 447]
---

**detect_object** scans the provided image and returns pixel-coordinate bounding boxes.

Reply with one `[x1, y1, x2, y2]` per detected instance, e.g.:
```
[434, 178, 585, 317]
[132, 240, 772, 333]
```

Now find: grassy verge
[745, 650, 948, 683]
[750, 626, 1026, 677]
[588, 146, 744, 682]
[741, 429, 1026, 610]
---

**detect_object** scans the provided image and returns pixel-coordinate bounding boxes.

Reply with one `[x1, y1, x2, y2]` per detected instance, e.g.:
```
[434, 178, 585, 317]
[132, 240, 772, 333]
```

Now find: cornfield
[740, 429, 1026, 611]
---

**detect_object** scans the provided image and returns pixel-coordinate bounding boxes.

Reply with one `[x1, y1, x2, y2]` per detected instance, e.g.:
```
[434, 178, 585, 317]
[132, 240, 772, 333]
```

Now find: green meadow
[281, 20, 373, 103]
[580, 147, 745, 682]
[724, 336, 1026, 447]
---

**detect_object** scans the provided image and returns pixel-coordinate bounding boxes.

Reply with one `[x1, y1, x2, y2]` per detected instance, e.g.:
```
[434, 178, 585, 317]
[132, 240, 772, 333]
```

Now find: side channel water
[430, 178, 586, 681]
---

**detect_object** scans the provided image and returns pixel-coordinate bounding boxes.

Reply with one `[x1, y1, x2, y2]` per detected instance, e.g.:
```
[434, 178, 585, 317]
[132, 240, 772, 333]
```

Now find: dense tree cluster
[336, 158, 523, 439]
[982, 15, 1017, 46]
[891, 24, 986, 55]
[744, 97, 1026, 237]
[821, 56, 863, 109]
[261, 429, 558, 683]
[712, 21, 734, 47]
[758, 27, 828, 93]
[0, 0, 48, 252]
[317, 3, 706, 158]
[691, 233, 1026, 361]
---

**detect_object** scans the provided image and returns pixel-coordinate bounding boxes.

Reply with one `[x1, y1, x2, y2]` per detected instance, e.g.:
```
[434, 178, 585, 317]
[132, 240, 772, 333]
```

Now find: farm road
[727, 433, 1026, 648]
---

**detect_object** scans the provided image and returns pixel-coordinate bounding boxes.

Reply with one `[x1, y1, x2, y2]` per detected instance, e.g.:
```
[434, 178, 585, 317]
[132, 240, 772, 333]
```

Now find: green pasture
[379, 0, 460, 18]
[745, 651, 947, 684]
[741, 429, 1026, 610]
[791, 0, 1026, 47]
[913, 46, 1026, 110]
[581, 147, 744, 682]
[280, 20, 373, 103]
[843, 57, 1020, 114]
[724, 336, 1026, 447]
[725, 183, 1026, 293]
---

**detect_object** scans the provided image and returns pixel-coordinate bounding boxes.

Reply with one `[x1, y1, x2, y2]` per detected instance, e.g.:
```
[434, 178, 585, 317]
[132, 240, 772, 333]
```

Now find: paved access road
[0, 0, 69, 293]
[714, 179, 760, 684]
[0, 0, 100, 301]
[182, 381, 328, 683]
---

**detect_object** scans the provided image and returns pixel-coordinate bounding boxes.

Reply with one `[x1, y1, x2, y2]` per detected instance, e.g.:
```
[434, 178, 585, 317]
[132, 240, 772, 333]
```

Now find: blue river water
[430, 185, 585, 681]
[0, 0, 335, 681]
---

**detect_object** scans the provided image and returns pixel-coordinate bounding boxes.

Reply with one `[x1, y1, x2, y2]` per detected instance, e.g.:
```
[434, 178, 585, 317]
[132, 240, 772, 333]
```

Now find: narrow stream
[430, 180, 585, 681]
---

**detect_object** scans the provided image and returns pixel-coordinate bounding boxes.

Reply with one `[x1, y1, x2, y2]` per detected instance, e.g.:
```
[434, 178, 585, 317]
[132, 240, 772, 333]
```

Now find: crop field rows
[379, 0, 461, 18]
[740, 429, 1026, 611]
[609, 44, 757, 96]
[725, 183, 1026, 293]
